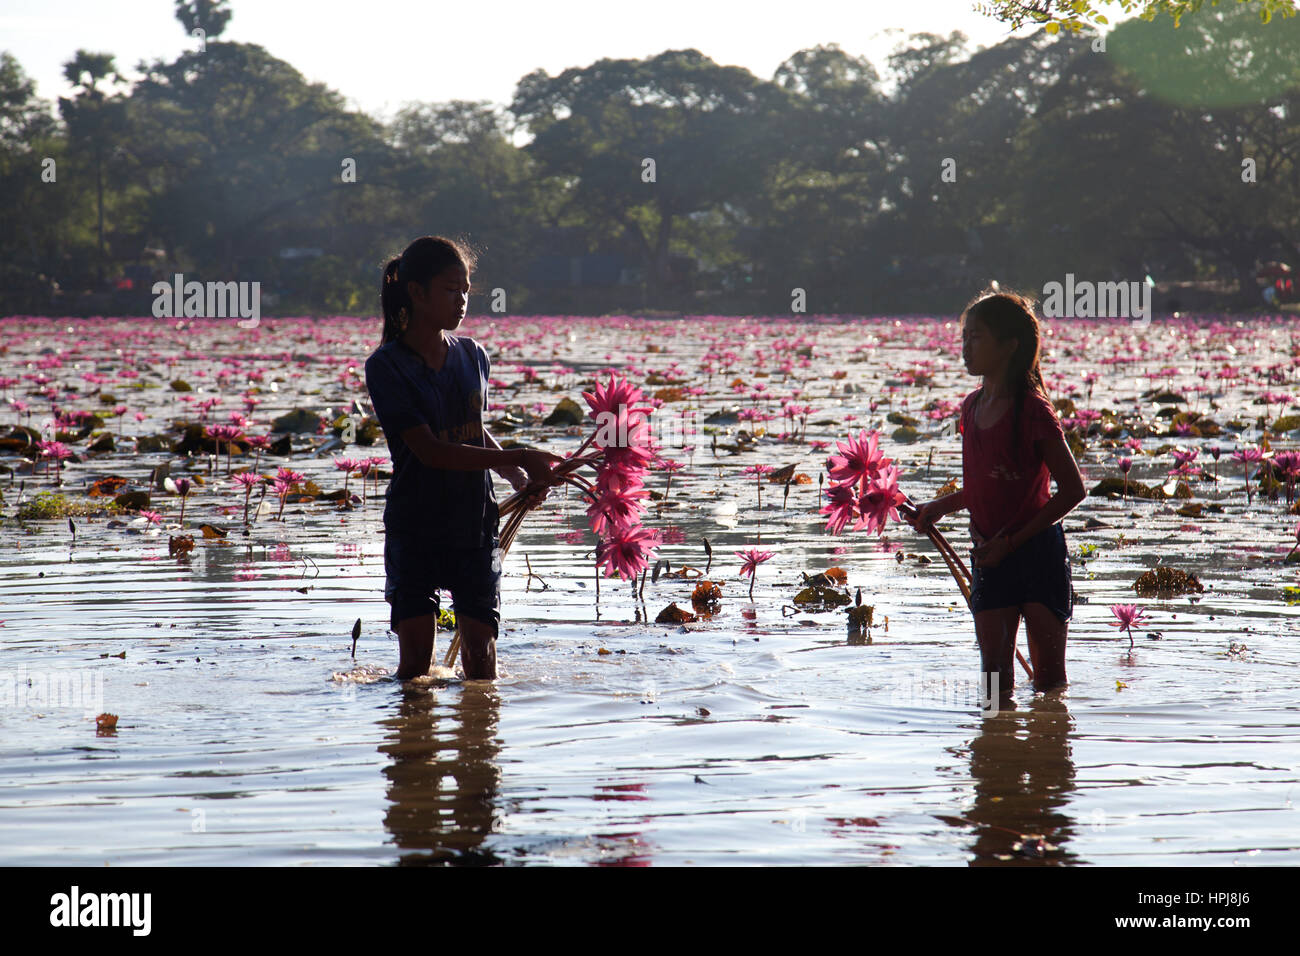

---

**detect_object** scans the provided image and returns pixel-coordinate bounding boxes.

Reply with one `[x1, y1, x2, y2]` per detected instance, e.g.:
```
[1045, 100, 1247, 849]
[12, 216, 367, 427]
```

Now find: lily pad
[1133, 566, 1204, 596]
[655, 602, 697, 624]
[271, 408, 323, 434]
[542, 397, 585, 426]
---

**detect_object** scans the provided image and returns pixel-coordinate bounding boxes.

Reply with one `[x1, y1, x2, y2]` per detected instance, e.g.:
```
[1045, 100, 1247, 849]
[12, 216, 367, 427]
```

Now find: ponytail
[379, 235, 481, 346]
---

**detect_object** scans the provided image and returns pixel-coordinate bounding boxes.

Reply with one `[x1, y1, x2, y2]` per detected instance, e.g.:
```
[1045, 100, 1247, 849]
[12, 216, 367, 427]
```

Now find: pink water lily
[586, 481, 650, 536]
[1109, 603, 1149, 651]
[597, 523, 661, 581]
[820, 481, 858, 535]
[854, 464, 906, 536]
[735, 547, 775, 599]
[582, 372, 652, 419]
[821, 429, 902, 537]
[827, 430, 890, 487]
[232, 471, 263, 525]
[743, 463, 775, 510]
[1231, 445, 1267, 504]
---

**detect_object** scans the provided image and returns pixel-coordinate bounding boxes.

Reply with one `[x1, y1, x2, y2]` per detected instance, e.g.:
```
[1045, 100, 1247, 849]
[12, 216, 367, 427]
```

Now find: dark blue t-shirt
[364, 333, 498, 547]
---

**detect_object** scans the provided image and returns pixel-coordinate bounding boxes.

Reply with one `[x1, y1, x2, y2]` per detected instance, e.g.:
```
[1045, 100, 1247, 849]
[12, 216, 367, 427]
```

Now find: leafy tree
[58, 50, 129, 284]
[0, 53, 77, 310]
[128, 41, 388, 290]
[174, 0, 233, 39]
[976, 0, 1297, 34]
[511, 49, 787, 304]
[1017, 3, 1300, 302]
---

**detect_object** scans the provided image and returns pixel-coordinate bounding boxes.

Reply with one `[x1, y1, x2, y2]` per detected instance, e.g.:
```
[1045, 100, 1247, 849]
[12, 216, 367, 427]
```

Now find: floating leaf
[270, 408, 321, 433]
[1133, 566, 1203, 596]
[542, 397, 585, 426]
[198, 523, 228, 539]
[655, 602, 697, 624]
[168, 535, 195, 556]
[86, 476, 128, 496]
[847, 604, 875, 631]
[793, 583, 851, 610]
[95, 713, 118, 730]
[691, 580, 722, 614]
[113, 490, 150, 511]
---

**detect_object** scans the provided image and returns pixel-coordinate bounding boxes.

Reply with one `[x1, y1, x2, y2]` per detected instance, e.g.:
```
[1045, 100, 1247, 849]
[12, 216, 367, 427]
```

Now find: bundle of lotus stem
[898, 498, 1034, 682]
[442, 439, 608, 669]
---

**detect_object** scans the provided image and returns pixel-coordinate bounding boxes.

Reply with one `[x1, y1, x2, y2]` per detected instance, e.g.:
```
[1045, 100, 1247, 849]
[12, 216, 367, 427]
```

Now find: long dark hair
[960, 288, 1051, 457]
[379, 235, 479, 346]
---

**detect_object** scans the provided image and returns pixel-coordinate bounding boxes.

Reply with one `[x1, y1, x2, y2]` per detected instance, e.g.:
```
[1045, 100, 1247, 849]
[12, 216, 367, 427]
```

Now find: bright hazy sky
[0, 0, 1072, 121]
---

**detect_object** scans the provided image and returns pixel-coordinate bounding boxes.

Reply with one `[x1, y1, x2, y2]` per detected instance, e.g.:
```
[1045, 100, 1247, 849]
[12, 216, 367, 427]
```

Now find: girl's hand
[519, 448, 564, 486]
[505, 466, 549, 510]
[903, 498, 943, 533]
[971, 534, 1012, 569]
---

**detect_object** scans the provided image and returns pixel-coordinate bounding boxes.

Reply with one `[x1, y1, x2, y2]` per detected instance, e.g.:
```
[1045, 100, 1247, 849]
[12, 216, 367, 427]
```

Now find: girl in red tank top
[904, 289, 1086, 700]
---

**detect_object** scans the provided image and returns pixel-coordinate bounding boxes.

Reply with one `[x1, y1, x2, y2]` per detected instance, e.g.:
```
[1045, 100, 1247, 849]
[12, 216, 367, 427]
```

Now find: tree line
[1, 0, 1297, 317]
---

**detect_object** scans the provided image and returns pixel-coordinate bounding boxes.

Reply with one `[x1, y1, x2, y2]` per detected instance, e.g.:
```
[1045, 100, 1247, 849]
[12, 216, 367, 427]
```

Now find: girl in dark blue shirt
[365, 236, 561, 680]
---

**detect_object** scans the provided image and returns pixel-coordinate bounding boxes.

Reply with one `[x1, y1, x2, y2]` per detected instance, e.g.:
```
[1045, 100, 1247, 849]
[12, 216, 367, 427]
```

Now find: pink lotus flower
[854, 464, 906, 535]
[1231, 445, 1267, 504]
[587, 482, 650, 536]
[827, 430, 890, 488]
[736, 547, 774, 599]
[743, 462, 776, 509]
[582, 372, 652, 419]
[597, 524, 661, 580]
[275, 466, 306, 485]
[232, 472, 262, 525]
[37, 440, 72, 485]
[1109, 603, 1149, 651]
[139, 510, 162, 527]
[820, 481, 858, 535]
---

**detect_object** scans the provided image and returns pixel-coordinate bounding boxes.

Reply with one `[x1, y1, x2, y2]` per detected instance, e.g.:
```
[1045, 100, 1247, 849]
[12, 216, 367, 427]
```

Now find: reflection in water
[951, 694, 1079, 865]
[378, 682, 503, 865]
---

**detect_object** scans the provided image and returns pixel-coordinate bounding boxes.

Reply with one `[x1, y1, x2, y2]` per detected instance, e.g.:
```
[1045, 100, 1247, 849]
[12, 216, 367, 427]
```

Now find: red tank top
[959, 386, 1065, 540]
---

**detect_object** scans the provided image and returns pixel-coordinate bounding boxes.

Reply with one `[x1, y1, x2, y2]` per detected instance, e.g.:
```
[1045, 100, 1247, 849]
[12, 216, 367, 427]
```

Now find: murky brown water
[2, 313, 1298, 865]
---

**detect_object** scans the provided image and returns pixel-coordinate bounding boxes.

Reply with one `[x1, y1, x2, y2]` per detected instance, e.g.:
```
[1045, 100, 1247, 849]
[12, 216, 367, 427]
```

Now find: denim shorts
[383, 531, 502, 636]
[969, 522, 1072, 623]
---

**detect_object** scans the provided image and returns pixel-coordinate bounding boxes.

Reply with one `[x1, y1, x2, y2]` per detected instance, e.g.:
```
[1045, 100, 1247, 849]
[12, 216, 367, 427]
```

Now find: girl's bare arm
[398, 423, 559, 484]
[1004, 435, 1086, 550]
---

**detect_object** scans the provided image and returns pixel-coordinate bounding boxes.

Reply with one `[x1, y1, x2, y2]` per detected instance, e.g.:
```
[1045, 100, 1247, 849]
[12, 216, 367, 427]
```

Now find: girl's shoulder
[1024, 387, 1059, 418]
[448, 333, 490, 375]
[447, 332, 485, 355]
[365, 340, 400, 372]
